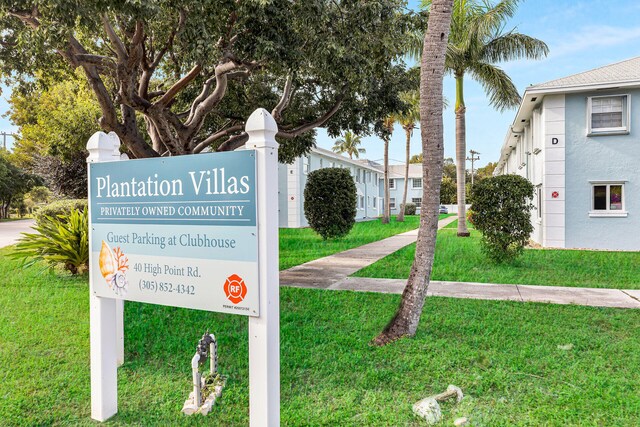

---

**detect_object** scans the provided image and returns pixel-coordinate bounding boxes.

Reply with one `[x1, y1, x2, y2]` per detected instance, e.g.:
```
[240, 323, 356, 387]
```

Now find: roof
[389, 164, 423, 179]
[530, 56, 640, 90]
[311, 147, 382, 173]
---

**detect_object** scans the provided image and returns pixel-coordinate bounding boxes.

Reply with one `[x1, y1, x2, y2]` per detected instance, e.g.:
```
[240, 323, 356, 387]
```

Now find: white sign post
[246, 109, 280, 426]
[87, 109, 280, 424]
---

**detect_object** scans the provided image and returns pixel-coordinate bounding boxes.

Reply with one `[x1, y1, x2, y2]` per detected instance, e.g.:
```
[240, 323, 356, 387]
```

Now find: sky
[1, 0, 640, 167]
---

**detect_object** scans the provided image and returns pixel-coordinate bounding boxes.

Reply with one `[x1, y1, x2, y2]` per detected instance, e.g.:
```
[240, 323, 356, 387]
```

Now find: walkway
[280, 216, 640, 309]
[0, 219, 34, 248]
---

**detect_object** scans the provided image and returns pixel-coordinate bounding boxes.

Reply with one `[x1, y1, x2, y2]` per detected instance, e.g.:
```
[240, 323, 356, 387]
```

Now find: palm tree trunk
[397, 127, 411, 222]
[373, 0, 453, 345]
[382, 137, 390, 224]
[455, 72, 470, 237]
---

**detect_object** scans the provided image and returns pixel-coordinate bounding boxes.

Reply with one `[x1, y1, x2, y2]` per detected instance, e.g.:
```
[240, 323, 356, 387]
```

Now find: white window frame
[412, 178, 422, 189]
[355, 169, 360, 183]
[373, 197, 377, 208]
[589, 180, 627, 217]
[359, 195, 365, 210]
[587, 94, 630, 136]
[388, 179, 395, 190]
[536, 185, 542, 223]
[303, 156, 310, 175]
[411, 197, 422, 205]
[389, 197, 396, 209]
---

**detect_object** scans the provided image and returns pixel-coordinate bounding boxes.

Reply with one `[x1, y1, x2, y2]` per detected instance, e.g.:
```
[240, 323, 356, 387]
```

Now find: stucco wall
[565, 88, 640, 250]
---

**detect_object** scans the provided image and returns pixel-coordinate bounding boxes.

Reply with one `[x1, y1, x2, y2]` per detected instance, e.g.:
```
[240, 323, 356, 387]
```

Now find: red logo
[224, 274, 247, 304]
[552, 191, 559, 199]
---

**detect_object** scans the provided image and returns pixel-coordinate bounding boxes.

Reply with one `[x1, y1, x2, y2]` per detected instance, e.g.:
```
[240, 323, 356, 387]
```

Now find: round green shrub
[304, 167, 357, 239]
[35, 199, 88, 225]
[470, 175, 534, 263]
[404, 203, 417, 216]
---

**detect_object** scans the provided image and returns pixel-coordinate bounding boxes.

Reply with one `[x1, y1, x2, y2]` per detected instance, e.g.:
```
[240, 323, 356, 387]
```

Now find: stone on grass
[454, 416, 469, 426]
[412, 397, 442, 425]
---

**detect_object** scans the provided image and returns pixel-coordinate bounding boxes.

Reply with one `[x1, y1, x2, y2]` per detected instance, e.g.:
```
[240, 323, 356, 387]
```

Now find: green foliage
[12, 209, 89, 274]
[440, 176, 457, 204]
[471, 175, 534, 263]
[404, 203, 417, 216]
[0, 152, 41, 218]
[303, 168, 357, 240]
[332, 131, 365, 159]
[34, 199, 88, 226]
[8, 72, 98, 197]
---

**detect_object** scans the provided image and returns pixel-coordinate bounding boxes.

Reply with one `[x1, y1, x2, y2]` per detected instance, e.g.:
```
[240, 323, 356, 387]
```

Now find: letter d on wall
[552, 137, 559, 145]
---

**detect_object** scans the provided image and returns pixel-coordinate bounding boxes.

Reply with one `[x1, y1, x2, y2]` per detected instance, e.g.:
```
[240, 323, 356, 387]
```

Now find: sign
[89, 150, 260, 316]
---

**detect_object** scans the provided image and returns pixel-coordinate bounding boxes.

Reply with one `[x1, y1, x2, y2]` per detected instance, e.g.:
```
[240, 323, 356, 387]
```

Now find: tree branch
[192, 125, 245, 153]
[101, 15, 128, 61]
[277, 93, 345, 139]
[155, 64, 202, 107]
[272, 75, 294, 122]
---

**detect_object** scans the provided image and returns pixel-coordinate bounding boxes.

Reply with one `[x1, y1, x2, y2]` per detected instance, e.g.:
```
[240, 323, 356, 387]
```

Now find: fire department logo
[224, 274, 247, 304]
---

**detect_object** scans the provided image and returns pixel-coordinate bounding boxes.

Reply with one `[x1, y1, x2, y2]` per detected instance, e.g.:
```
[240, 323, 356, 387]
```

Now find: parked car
[439, 205, 448, 214]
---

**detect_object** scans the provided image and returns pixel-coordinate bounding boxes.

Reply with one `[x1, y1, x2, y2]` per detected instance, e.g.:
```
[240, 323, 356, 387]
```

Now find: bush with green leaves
[12, 209, 89, 274]
[35, 199, 88, 225]
[470, 175, 534, 263]
[304, 168, 357, 239]
[404, 203, 417, 216]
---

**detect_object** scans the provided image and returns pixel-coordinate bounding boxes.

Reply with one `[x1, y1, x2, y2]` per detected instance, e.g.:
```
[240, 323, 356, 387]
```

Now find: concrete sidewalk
[280, 215, 640, 309]
[0, 219, 35, 248]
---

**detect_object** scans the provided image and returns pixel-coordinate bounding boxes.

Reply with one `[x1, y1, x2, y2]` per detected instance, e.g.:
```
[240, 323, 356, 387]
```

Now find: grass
[353, 220, 640, 289]
[279, 215, 450, 270]
[1, 248, 640, 425]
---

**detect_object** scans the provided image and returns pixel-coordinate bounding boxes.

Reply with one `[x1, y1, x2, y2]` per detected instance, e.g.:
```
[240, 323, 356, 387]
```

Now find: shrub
[35, 199, 88, 225]
[304, 167, 357, 239]
[12, 208, 89, 274]
[404, 203, 416, 216]
[470, 175, 534, 263]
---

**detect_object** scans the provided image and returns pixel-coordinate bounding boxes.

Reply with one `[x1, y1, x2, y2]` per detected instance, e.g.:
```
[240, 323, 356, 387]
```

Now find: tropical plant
[381, 115, 396, 224]
[304, 168, 357, 240]
[332, 131, 365, 159]
[419, 0, 548, 237]
[395, 91, 420, 222]
[373, 0, 453, 344]
[12, 208, 89, 274]
[470, 175, 534, 262]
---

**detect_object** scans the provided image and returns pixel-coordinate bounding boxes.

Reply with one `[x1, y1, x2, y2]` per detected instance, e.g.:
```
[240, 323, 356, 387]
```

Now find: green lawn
[353, 220, 640, 289]
[279, 215, 449, 270]
[1, 249, 639, 425]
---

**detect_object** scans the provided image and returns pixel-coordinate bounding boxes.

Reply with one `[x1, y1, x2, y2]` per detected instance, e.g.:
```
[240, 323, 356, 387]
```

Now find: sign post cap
[245, 109, 278, 150]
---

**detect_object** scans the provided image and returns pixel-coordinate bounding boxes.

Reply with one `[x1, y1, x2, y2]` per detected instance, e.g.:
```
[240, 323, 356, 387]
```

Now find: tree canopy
[0, 1, 416, 162]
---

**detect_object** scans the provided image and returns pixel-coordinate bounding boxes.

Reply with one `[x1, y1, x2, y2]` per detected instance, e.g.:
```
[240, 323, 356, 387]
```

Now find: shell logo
[224, 274, 247, 304]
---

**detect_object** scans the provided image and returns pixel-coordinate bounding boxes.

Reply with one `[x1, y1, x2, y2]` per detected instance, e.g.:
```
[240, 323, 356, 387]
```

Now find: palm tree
[373, 0, 454, 345]
[395, 91, 420, 223]
[381, 115, 395, 224]
[421, 0, 548, 236]
[332, 131, 365, 159]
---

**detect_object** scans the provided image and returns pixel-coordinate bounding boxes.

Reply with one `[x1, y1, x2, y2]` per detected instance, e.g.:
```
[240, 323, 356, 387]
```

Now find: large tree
[0, 1, 414, 161]
[373, 0, 453, 345]
[0, 153, 40, 218]
[381, 115, 395, 224]
[423, 0, 547, 237]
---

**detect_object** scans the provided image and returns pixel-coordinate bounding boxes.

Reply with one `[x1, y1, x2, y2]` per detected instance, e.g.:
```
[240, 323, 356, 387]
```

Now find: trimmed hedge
[304, 168, 357, 239]
[470, 175, 534, 263]
[35, 199, 88, 225]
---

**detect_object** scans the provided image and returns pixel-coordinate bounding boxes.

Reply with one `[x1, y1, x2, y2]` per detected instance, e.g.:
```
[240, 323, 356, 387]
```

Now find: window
[356, 169, 361, 183]
[359, 195, 365, 209]
[303, 156, 310, 175]
[590, 182, 627, 217]
[319, 158, 323, 168]
[373, 197, 377, 208]
[388, 179, 395, 189]
[536, 185, 542, 220]
[389, 198, 396, 209]
[367, 196, 371, 207]
[588, 95, 630, 135]
[412, 178, 422, 189]
[412, 197, 422, 205]
[330, 161, 335, 168]
[367, 172, 371, 183]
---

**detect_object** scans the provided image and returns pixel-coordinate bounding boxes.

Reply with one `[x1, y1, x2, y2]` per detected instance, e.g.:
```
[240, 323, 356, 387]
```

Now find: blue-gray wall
[565, 88, 640, 250]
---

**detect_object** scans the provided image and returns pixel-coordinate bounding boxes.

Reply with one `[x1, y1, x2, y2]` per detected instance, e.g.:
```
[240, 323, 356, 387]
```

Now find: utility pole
[466, 150, 480, 186]
[0, 132, 15, 151]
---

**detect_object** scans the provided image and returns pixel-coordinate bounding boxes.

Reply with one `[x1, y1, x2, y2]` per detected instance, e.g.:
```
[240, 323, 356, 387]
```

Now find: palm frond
[470, 0, 520, 38]
[481, 31, 549, 63]
[468, 61, 521, 111]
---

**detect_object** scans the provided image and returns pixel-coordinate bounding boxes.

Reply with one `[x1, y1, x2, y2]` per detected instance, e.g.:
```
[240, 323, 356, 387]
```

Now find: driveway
[0, 219, 35, 248]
